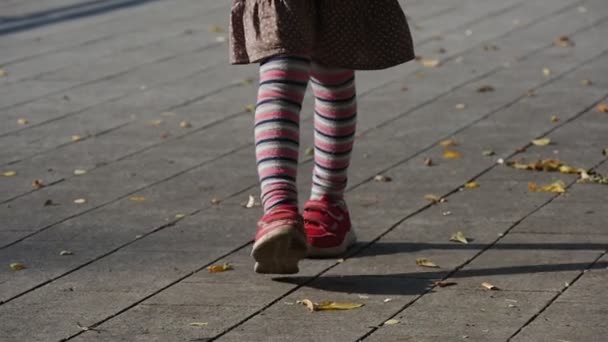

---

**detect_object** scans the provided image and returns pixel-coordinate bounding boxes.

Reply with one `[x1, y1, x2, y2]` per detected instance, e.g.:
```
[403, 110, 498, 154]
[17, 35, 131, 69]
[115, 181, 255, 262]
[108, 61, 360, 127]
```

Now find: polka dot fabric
[229, 0, 415, 70]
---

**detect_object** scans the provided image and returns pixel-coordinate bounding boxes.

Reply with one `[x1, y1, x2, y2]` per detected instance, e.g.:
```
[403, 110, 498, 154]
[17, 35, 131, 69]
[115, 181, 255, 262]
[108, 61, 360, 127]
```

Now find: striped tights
[255, 56, 357, 212]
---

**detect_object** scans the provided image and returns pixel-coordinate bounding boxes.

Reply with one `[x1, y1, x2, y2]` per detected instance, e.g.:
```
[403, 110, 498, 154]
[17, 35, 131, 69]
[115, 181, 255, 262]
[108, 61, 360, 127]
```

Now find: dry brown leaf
[244, 104, 255, 113]
[17, 118, 29, 125]
[424, 194, 446, 204]
[581, 79, 592, 86]
[2, 170, 17, 177]
[32, 179, 45, 189]
[190, 322, 208, 327]
[528, 182, 538, 192]
[304, 147, 314, 156]
[443, 150, 461, 159]
[603, 148, 608, 156]
[596, 103, 608, 113]
[71, 135, 82, 141]
[0, 68, 6, 77]
[465, 182, 479, 189]
[440, 139, 457, 147]
[477, 85, 495, 93]
[455, 103, 467, 110]
[10, 262, 25, 271]
[297, 299, 316, 312]
[434, 281, 458, 288]
[73, 198, 87, 204]
[416, 258, 439, 268]
[243, 195, 258, 208]
[374, 175, 392, 182]
[207, 263, 233, 273]
[532, 137, 551, 146]
[450, 231, 469, 244]
[551, 115, 560, 123]
[424, 157, 434, 166]
[537, 180, 567, 193]
[297, 300, 364, 312]
[481, 282, 500, 290]
[420, 58, 441, 68]
[210, 197, 221, 205]
[526, 89, 537, 97]
[553, 36, 574, 47]
[129, 196, 146, 202]
[175, 213, 186, 219]
[179, 121, 192, 128]
[384, 319, 400, 326]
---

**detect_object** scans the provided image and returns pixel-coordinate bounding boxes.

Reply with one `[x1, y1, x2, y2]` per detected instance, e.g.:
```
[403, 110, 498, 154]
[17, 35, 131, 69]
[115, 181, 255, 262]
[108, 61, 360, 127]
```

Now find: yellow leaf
[450, 231, 469, 244]
[244, 104, 255, 113]
[384, 319, 400, 326]
[550, 115, 560, 123]
[209, 25, 223, 33]
[542, 68, 551, 77]
[304, 147, 314, 156]
[597, 103, 608, 113]
[240, 78, 254, 86]
[443, 150, 461, 159]
[420, 58, 441, 68]
[129, 196, 146, 202]
[440, 139, 457, 147]
[558, 165, 580, 174]
[175, 213, 186, 219]
[0, 68, 6, 77]
[10, 262, 25, 271]
[179, 121, 192, 128]
[416, 258, 439, 268]
[538, 181, 566, 193]
[532, 138, 551, 146]
[528, 182, 538, 192]
[297, 299, 364, 312]
[207, 263, 233, 273]
[374, 175, 392, 182]
[481, 282, 500, 290]
[190, 322, 208, 327]
[17, 118, 29, 125]
[2, 170, 17, 177]
[151, 119, 164, 126]
[424, 194, 445, 204]
[465, 182, 479, 189]
[71, 135, 82, 141]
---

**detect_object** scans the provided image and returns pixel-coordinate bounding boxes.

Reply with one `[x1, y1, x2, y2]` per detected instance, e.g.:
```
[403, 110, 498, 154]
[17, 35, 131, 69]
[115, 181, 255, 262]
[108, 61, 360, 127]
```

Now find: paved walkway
[1, 0, 607, 341]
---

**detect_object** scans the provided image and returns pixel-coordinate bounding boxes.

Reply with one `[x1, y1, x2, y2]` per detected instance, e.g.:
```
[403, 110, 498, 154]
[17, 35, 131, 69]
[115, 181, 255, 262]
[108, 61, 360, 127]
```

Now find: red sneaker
[251, 205, 308, 274]
[303, 197, 357, 258]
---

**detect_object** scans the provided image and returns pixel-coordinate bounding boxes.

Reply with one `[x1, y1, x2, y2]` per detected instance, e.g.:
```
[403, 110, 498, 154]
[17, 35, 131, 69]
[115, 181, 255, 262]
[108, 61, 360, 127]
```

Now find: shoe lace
[304, 200, 343, 231]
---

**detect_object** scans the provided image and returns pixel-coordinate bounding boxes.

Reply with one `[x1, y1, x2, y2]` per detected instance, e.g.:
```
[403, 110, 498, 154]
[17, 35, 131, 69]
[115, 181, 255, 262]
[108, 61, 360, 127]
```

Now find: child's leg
[302, 62, 357, 258]
[252, 56, 310, 274]
[255, 56, 311, 212]
[309, 62, 357, 200]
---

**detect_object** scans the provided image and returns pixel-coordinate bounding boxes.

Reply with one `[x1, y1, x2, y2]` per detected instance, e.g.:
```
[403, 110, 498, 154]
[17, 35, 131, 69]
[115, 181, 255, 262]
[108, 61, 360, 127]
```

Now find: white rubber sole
[306, 228, 357, 258]
[251, 226, 308, 274]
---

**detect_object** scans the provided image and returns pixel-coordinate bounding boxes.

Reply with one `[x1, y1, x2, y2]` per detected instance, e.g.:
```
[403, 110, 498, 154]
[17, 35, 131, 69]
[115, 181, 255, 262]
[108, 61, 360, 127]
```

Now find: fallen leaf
[17, 118, 29, 125]
[160, 132, 170, 139]
[551, 115, 560, 123]
[297, 299, 316, 312]
[297, 300, 364, 312]
[383, 298, 393, 303]
[179, 121, 192, 128]
[537, 180, 567, 193]
[443, 150, 461, 159]
[532, 137, 551, 146]
[465, 182, 479, 189]
[482, 149, 495, 156]
[416, 258, 439, 268]
[424, 157, 434, 166]
[73, 169, 87, 176]
[434, 281, 458, 288]
[477, 85, 495, 93]
[210, 197, 221, 205]
[374, 175, 392, 182]
[450, 231, 469, 244]
[207, 263, 233, 273]
[10, 262, 25, 271]
[442, 211, 452, 216]
[581, 79, 592, 86]
[596, 103, 608, 113]
[60, 250, 73, 256]
[32, 179, 45, 189]
[304, 147, 314, 156]
[384, 319, 400, 326]
[542, 68, 551, 77]
[151, 119, 164, 126]
[244, 104, 255, 113]
[175, 213, 186, 219]
[481, 282, 500, 291]
[440, 139, 457, 147]
[73, 198, 87, 204]
[420, 58, 441, 68]
[190, 322, 208, 327]
[526, 89, 537, 97]
[528, 182, 538, 192]
[455, 103, 467, 110]
[603, 148, 608, 156]
[240, 78, 254, 86]
[2, 170, 17, 177]
[553, 36, 574, 47]
[243, 195, 258, 208]
[71, 135, 82, 141]
[129, 196, 146, 202]
[424, 194, 446, 204]
[0, 68, 6, 77]
[209, 25, 223, 33]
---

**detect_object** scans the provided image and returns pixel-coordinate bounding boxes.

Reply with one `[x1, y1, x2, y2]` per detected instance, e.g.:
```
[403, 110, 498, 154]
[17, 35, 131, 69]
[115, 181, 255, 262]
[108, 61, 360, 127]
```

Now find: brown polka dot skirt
[230, 0, 416, 70]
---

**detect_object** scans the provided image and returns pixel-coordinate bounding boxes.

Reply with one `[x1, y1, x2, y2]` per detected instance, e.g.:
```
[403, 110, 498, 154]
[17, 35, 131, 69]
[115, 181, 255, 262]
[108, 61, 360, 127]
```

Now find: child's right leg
[251, 56, 310, 274]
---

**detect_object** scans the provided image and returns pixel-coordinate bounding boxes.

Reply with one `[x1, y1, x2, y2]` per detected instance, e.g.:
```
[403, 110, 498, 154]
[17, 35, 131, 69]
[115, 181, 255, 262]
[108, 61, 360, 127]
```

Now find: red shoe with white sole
[251, 205, 308, 274]
[303, 197, 357, 258]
